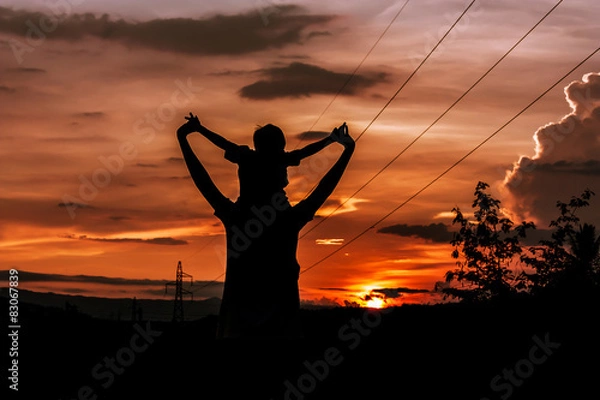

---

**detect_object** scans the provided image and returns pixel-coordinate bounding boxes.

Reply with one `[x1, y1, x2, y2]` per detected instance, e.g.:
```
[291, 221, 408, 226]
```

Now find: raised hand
[330, 122, 355, 149]
[184, 112, 202, 131]
[177, 112, 202, 138]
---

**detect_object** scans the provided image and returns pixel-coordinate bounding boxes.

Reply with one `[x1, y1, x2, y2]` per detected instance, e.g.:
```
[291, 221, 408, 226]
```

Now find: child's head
[253, 124, 286, 153]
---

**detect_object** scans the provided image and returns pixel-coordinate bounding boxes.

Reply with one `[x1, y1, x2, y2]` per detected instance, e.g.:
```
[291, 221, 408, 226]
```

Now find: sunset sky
[1, 0, 599, 307]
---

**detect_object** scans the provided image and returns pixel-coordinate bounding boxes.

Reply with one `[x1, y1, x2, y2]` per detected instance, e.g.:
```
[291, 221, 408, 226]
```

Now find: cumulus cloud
[239, 62, 388, 100]
[0, 5, 333, 56]
[377, 223, 453, 243]
[503, 72, 600, 224]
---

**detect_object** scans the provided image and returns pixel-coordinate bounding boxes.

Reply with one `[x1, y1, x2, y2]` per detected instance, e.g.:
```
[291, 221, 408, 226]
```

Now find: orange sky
[1, 0, 599, 306]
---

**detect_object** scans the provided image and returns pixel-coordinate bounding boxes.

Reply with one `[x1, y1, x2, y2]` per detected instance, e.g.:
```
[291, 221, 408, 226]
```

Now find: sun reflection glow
[364, 297, 386, 309]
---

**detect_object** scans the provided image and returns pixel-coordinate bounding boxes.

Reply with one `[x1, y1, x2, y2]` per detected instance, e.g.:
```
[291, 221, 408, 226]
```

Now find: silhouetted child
[179, 113, 339, 206]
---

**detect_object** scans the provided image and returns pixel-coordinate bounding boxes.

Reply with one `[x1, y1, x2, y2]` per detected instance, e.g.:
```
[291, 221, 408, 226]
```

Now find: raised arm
[302, 126, 355, 215]
[183, 112, 237, 153]
[177, 121, 229, 212]
[290, 135, 334, 161]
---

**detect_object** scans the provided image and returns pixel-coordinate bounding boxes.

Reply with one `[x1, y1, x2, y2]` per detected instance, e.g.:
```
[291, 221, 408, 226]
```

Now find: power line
[180, 234, 220, 263]
[191, 272, 225, 294]
[294, 0, 412, 149]
[175, 235, 225, 294]
[300, 45, 600, 275]
[298, 0, 477, 202]
[354, 0, 477, 142]
[299, 0, 564, 239]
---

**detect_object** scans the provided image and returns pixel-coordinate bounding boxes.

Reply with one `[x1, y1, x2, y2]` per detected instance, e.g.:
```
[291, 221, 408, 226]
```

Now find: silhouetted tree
[443, 182, 535, 302]
[523, 189, 600, 296]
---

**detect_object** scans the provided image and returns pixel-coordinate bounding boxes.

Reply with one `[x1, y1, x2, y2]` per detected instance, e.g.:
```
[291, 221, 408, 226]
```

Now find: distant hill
[0, 288, 221, 321]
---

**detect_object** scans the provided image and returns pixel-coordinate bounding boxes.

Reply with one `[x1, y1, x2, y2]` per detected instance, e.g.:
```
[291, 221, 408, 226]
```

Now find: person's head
[253, 124, 286, 153]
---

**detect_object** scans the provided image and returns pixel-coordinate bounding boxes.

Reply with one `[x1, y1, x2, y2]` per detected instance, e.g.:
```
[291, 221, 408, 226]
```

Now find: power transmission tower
[165, 261, 193, 323]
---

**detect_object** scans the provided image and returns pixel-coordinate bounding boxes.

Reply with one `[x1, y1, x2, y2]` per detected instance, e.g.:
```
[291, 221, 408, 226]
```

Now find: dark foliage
[443, 182, 535, 302]
[522, 189, 600, 297]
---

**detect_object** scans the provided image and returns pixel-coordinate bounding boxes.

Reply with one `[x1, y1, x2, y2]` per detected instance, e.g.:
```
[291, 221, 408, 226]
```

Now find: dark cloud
[61, 234, 188, 245]
[0, 197, 91, 229]
[207, 68, 260, 77]
[136, 163, 159, 168]
[0, 5, 334, 56]
[531, 160, 600, 175]
[42, 134, 111, 143]
[318, 287, 351, 292]
[108, 215, 130, 221]
[295, 131, 330, 140]
[377, 223, 453, 243]
[372, 287, 430, 299]
[0, 270, 223, 297]
[0, 85, 16, 93]
[503, 72, 600, 225]
[239, 62, 388, 100]
[58, 201, 95, 209]
[279, 54, 311, 60]
[73, 111, 106, 119]
[300, 297, 340, 308]
[1, 270, 168, 286]
[5, 67, 46, 73]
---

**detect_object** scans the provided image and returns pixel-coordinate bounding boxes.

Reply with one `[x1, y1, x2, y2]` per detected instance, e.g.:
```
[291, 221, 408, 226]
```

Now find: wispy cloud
[58, 201, 95, 210]
[1, 269, 168, 286]
[61, 234, 188, 245]
[378, 223, 453, 243]
[315, 238, 344, 245]
[5, 67, 46, 73]
[73, 111, 106, 119]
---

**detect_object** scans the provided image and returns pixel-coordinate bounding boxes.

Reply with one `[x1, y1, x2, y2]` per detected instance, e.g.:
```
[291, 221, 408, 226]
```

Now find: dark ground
[5, 295, 599, 400]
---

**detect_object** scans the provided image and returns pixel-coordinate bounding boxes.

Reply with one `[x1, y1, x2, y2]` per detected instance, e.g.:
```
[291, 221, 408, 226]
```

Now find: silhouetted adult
[177, 115, 355, 338]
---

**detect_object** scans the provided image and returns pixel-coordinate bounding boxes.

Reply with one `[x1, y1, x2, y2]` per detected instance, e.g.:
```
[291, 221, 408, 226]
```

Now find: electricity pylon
[165, 261, 193, 323]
